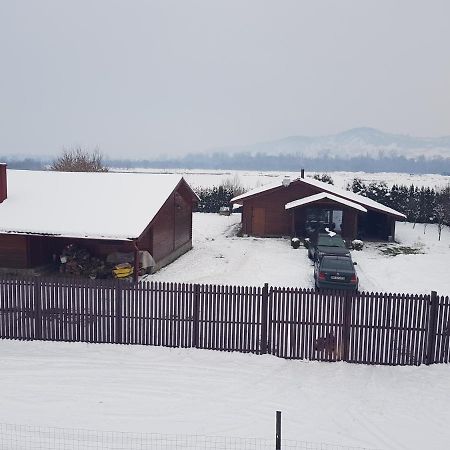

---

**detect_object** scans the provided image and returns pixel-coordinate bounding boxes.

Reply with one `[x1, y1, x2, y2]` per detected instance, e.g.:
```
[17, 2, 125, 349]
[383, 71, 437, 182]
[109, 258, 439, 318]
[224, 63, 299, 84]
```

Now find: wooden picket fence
[0, 276, 449, 365]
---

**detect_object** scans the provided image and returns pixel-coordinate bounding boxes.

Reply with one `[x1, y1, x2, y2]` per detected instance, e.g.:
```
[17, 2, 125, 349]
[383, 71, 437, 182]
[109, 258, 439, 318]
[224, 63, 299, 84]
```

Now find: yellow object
[112, 263, 134, 279]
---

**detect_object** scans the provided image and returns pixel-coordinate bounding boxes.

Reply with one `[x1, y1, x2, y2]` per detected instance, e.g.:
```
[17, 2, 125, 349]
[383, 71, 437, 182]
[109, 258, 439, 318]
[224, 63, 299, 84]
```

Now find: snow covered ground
[148, 213, 450, 296]
[2, 215, 450, 449]
[1, 340, 449, 450]
[352, 222, 450, 295]
[115, 167, 450, 191]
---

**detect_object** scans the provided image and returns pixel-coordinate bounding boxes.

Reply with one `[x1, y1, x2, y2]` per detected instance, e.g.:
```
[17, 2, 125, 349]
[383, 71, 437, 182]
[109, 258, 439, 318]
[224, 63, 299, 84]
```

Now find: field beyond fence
[0, 277, 449, 366]
[0, 422, 377, 450]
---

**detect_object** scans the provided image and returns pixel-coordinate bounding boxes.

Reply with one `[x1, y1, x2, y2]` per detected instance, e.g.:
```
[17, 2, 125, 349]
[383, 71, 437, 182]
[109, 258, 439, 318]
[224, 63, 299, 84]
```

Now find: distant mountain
[4, 128, 450, 174]
[210, 127, 450, 160]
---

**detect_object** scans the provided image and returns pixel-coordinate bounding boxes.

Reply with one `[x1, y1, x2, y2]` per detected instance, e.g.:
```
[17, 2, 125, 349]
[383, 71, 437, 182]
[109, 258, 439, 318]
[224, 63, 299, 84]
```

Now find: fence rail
[0, 276, 449, 365]
[0, 423, 378, 450]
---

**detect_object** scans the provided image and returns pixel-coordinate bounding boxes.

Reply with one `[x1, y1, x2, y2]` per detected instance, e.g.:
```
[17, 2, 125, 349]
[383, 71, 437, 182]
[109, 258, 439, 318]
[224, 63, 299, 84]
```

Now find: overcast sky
[1, 0, 449, 159]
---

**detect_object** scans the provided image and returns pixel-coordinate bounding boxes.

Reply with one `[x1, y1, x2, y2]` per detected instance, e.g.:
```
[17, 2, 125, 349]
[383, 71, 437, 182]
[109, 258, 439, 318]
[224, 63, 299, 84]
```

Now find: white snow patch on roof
[0, 170, 185, 240]
[230, 180, 282, 202]
[231, 175, 406, 218]
[301, 176, 406, 218]
[285, 192, 368, 213]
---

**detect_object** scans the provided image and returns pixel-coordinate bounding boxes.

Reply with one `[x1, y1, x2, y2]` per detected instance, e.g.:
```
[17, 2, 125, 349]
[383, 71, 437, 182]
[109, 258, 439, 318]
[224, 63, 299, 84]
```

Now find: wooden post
[193, 284, 200, 348]
[34, 279, 42, 340]
[275, 410, 282, 450]
[260, 283, 269, 355]
[389, 218, 396, 242]
[426, 290, 439, 365]
[133, 241, 139, 283]
[115, 282, 123, 344]
[342, 289, 353, 362]
[290, 211, 295, 238]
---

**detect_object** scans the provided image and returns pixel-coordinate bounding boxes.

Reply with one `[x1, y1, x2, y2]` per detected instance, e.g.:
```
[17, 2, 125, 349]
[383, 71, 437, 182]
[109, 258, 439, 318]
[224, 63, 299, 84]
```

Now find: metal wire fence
[0, 423, 378, 450]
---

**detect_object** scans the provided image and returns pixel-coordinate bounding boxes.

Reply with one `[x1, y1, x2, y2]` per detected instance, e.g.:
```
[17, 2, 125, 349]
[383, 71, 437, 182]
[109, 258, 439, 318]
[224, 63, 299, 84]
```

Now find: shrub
[352, 240, 364, 250]
[50, 148, 109, 172]
[195, 176, 245, 213]
[312, 173, 334, 184]
[291, 237, 301, 249]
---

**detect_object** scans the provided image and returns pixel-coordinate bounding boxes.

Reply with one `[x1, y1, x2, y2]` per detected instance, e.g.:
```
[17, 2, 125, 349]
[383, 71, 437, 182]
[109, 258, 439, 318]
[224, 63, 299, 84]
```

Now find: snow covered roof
[285, 192, 368, 213]
[301, 177, 406, 218]
[231, 175, 406, 219]
[231, 180, 282, 203]
[0, 170, 195, 240]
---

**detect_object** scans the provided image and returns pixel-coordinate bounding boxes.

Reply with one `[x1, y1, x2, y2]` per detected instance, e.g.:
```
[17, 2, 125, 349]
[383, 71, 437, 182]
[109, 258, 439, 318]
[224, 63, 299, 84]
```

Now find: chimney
[300, 168, 305, 179]
[282, 176, 291, 187]
[0, 163, 6, 203]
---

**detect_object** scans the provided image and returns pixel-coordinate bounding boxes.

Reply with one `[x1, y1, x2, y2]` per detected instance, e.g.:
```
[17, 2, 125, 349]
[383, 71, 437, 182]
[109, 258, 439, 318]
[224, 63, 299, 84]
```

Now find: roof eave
[297, 178, 406, 219]
[0, 230, 135, 241]
[285, 194, 368, 213]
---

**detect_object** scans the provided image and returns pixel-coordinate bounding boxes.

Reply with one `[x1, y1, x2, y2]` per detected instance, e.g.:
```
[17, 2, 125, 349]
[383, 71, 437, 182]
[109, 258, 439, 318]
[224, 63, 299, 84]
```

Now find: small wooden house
[230, 171, 406, 241]
[0, 164, 198, 275]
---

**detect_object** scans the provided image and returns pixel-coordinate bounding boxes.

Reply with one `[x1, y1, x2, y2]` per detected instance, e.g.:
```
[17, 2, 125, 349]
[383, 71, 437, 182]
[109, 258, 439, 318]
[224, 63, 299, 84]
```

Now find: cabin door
[252, 207, 266, 236]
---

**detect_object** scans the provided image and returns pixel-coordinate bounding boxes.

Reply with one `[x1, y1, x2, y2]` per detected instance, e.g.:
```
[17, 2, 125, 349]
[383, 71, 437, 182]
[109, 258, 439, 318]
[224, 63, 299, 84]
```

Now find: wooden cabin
[0, 164, 198, 275]
[230, 171, 406, 241]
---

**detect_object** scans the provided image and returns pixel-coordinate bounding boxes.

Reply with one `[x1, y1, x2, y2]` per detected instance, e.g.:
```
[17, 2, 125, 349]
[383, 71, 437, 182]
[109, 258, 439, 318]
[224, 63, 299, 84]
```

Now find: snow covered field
[115, 167, 450, 191]
[1, 340, 449, 450]
[148, 213, 450, 296]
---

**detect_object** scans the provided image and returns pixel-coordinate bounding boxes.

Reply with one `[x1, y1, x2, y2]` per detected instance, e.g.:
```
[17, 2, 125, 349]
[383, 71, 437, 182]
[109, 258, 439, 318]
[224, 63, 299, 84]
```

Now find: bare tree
[50, 148, 109, 172]
[435, 184, 450, 240]
[221, 174, 245, 197]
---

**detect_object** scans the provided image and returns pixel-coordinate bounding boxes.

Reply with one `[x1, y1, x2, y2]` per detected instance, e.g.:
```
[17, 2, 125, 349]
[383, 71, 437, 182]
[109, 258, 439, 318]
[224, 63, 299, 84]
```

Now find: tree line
[3, 151, 450, 175]
[347, 178, 450, 239]
[194, 174, 450, 239]
[107, 152, 450, 175]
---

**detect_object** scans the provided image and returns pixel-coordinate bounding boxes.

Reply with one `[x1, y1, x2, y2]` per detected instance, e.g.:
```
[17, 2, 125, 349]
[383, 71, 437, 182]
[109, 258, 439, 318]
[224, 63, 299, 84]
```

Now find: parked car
[307, 232, 350, 261]
[314, 255, 359, 291]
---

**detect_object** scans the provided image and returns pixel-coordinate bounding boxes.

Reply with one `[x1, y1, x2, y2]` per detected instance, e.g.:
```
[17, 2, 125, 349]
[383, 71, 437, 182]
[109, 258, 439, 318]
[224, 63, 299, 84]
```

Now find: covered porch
[285, 192, 367, 240]
[285, 192, 398, 241]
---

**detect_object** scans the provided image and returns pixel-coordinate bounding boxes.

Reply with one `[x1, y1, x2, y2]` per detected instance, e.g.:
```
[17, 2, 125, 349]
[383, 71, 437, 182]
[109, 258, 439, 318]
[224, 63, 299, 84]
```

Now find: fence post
[275, 410, 282, 450]
[33, 279, 42, 341]
[260, 283, 269, 355]
[115, 282, 123, 344]
[192, 284, 200, 348]
[342, 290, 352, 362]
[426, 290, 439, 365]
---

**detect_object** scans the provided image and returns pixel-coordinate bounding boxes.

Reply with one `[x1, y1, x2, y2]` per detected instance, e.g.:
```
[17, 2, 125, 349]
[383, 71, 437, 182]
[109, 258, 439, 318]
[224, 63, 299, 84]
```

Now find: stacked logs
[59, 244, 111, 279]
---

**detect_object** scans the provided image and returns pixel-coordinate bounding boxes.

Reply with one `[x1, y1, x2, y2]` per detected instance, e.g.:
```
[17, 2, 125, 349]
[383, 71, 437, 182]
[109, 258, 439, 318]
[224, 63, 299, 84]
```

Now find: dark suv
[307, 232, 350, 261]
[314, 255, 359, 291]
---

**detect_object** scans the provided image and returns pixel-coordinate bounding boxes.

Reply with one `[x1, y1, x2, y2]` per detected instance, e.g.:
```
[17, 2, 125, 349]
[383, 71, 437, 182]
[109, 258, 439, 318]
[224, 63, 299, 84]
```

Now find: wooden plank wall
[0, 235, 29, 268]
[120, 282, 194, 347]
[242, 182, 319, 236]
[434, 294, 450, 363]
[269, 287, 345, 361]
[348, 292, 429, 365]
[0, 276, 446, 366]
[196, 284, 262, 353]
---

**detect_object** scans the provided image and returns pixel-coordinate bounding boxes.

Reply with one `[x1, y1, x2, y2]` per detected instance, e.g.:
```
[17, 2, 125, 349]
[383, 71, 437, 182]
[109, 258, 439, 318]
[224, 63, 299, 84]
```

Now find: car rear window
[321, 258, 354, 271]
[317, 236, 345, 248]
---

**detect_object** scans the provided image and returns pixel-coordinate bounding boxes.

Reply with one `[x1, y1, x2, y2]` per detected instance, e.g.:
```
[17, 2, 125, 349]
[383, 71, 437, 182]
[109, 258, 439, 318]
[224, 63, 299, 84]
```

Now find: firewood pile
[59, 244, 112, 279]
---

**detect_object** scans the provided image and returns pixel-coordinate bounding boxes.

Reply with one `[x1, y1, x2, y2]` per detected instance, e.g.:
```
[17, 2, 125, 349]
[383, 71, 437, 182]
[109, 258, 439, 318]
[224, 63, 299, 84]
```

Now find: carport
[357, 210, 396, 240]
[285, 192, 367, 240]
